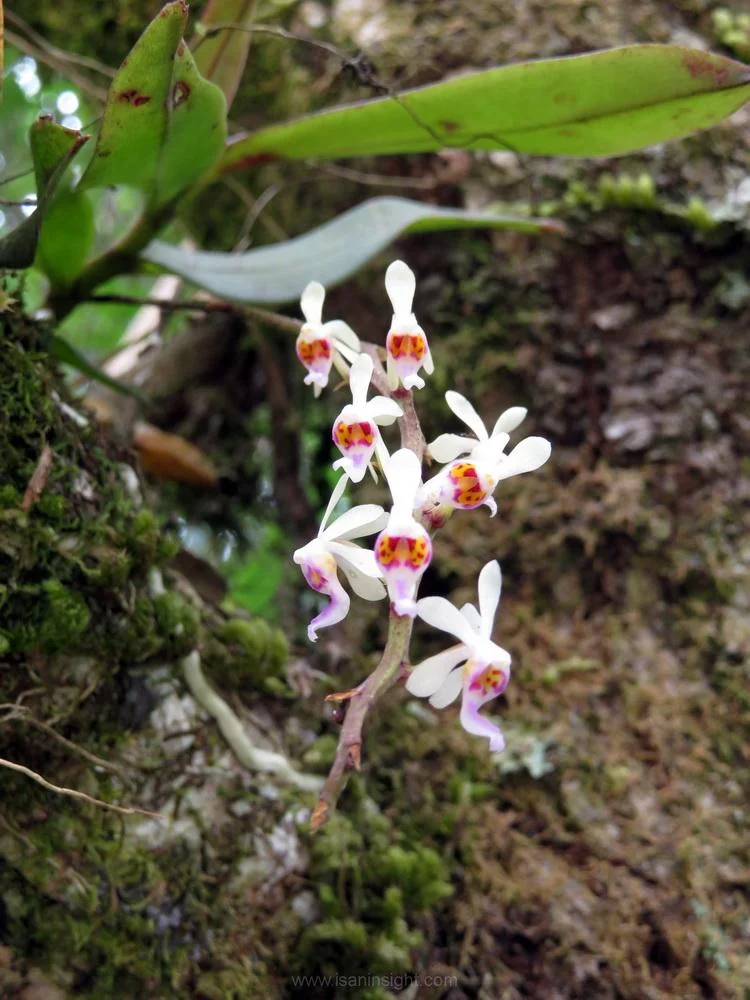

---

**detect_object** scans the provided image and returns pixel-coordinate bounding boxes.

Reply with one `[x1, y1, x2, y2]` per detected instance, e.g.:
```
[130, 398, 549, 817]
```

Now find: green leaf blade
[155, 40, 228, 207]
[218, 45, 750, 170]
[141, 196, 559, 305]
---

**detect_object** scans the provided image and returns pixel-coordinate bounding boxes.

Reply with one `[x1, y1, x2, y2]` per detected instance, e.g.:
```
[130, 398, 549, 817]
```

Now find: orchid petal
[402, 373, 425, 391]
[368, 396, 403, 425]
[495, 436, 551, 481]
[300, 281, 325, 326]
[349, 353, 373, 410]
[416, 596, 477, 647]
[477, 561, 502, 639]
[423, 349, 435, 376]
[386, 351, 399, 391]
[322, 503, 387, 542]
[318, 473, 350, 536]
[307, 580, 350, 642]
[385, 259, 415, 321]
[459, 695, 505, 752]
[330, 542, 387, 601]
[430, 668, 463, 708]
[325, 319, 360, 353]
[335, 341, 361, 366]
[332, 456, 368, 484]
[445, 390, 487, 442]
[460, 602, 482, 633]
[492, 406, 527, 437]
[406, 644, 466, 697]
[384, 448, 423, 521]
[428, 433, 474, 464]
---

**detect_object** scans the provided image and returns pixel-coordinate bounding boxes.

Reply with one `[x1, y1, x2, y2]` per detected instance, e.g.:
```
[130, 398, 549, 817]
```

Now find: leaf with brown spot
[80, 1, 187, 194]
[217, 44, 750, 169]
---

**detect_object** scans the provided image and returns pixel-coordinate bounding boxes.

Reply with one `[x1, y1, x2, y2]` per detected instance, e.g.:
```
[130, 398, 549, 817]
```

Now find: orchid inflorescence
[293, 260, 551, 758]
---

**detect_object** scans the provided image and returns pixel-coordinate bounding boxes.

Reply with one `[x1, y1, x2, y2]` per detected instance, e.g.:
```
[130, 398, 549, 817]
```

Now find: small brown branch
[0, 757, 163, 819]
[11, 709, 130, 781]
[311, 613, 414, 831]
[21, 443, 53, 511]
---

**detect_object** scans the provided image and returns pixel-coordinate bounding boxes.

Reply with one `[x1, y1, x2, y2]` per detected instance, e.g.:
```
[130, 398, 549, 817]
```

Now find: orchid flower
[420, 391, 551, 518]
[332, 353, 403, 483]
[407, 561, 510, 752]
[293, 475, 387, 641]
[296, 281, 361, 397]
[374, 448, 432, 617]
[384, 261, 434, 392]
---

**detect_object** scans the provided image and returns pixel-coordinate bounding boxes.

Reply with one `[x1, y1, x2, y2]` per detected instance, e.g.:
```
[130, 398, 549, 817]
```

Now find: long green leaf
[49, 335, 145, 402]
[218, 45, 750, 171]
[80, 1, 187, 193]
[0, 118, 88, 269]
[142, 196, 559, 305]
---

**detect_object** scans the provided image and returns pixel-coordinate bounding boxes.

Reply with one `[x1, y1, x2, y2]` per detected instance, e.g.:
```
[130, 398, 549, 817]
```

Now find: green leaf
[36, 191, 95, 288]
[79, 1, 226, 207]
[0, 118, 89, 270]
[142, 196, 560, 304]
[49, 335, 145, 402]
[80, 0, 186, 194]
[218, 45, 750, 171]
[155, 40, 228, 206]
[192, 0, 257, 111]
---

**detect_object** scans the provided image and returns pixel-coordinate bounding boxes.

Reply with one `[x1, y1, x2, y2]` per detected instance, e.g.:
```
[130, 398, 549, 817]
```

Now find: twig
[6, 10, 116, 77]
[311, 350, 426, 830]
[21, 443, 53, 512]
[0, 757, 162, 819]
[9, 708, 129, 781]
[87, 294, 302, 338]
[5, 29, 109, 103]
[222, 175, 288, 244]
[89, 293, 236, 314]
[309, 161, 438, 192]
[181, 651, 323, 793]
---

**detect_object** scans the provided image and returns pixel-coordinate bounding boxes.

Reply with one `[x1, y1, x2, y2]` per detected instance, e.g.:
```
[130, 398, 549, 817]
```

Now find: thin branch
[182, 651, 323, 792]
[0, 757, 162, 819]
[222, 175, 288, 244]
[309, 161, 438, 192]
[87, 294, 302, 337]
[6, 10, 116, 77]
[89, 293, 236, 314]
[5, 29, 108, 103]
[9, 708, 129, 780]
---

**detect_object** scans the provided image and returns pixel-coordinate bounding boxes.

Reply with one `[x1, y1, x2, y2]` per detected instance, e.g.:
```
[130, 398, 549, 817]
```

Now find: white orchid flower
[384, 260, 434, 392]
[407, 560, 510, 752]
[293, 475, 387, 641]
[332, 353, 403, 483]
[296, 281, 361, 397]
[420, 391, 551, 518]
[429, 390, 528, 465]
[374, 448, 432, 617]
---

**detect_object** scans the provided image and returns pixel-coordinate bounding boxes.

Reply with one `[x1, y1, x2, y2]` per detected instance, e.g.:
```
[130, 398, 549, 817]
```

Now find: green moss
[212, 617, 290, 694]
